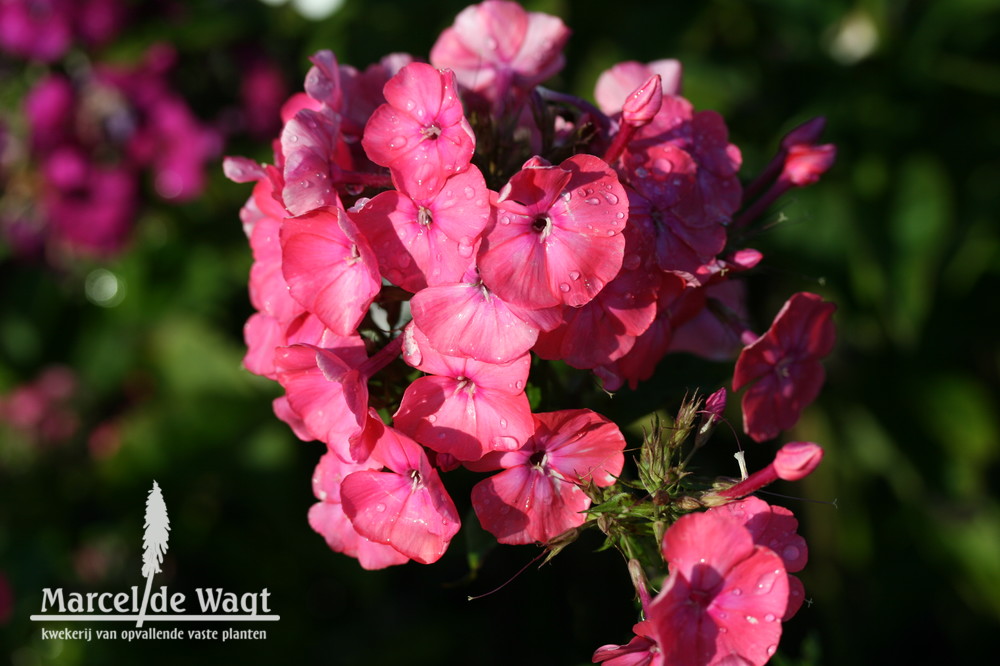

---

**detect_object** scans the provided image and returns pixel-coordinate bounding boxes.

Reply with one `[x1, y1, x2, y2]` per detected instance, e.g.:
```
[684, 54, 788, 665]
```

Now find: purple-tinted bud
[622, 74, 662, 128]
[704, 387, 727, 421]
[780, 116, 827, 151]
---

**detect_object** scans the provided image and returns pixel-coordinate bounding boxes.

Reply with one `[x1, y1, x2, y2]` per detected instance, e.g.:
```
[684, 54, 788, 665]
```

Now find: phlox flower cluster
[0, 8, 220, 261]
[225, 2, 837, 663]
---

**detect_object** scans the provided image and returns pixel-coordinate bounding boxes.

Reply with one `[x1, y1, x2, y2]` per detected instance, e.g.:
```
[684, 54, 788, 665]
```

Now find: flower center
[531, 215, 552, 240]
[422, 124, 442, 140]
[418, 206, 433, 227]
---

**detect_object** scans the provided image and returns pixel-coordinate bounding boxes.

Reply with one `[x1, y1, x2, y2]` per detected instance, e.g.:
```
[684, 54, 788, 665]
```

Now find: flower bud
[622, 75, 662, 128]
[781, 143, 836, 187]
[774, 441, 824, 481]
[780, 116, 827, 151]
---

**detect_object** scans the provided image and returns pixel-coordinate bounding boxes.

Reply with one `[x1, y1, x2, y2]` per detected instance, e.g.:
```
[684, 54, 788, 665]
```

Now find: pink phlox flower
[595, 60, 683, 116]
[594, 270, 686, 391]
[339, 53, 414, 138]
[624, 150, 727, 274]
[409, 268, 552, 364]
[279, 205, 381, 336]
[430, 0, 570, 113]
[245, 179, 302, 322]
[707, 496, 809, 619]
[651, 511, 789, 666]
[362, 62, 475, 200]
[303, 50, 344, 111]
[733, 292, 836, 442]
[668, 280, 749, 362]
[308, 450, 410, 570]
[593, 622, 662, 666]
[478, 153, 628, 309]
[470, 409, 625, 544]
[349, 165, 489, 291]
[280, 106, 349, 215]
[393, 323, 533, 461]
[273, 341, 371, 460]
[534, 228, 659, 369]
[340, 416, 461, 564]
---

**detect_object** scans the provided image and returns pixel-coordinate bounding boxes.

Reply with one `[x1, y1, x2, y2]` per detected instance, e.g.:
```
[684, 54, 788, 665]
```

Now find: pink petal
[410, 281, 540, 364]
[471, 465, 589, 544]
[274, 344, 368, 455]
[280, 206, 381, 336]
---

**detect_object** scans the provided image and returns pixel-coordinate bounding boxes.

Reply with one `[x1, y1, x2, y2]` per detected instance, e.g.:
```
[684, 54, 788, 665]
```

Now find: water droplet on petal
[745, 615, 759, 624]
[559, 283, 571, 293]
[585, 197, 600, 205]
[569, 271, 580, 280]
[427, 414, 437, 423]
[492, 436, 519, 451]
[375, 503, 386, 513]
[457, 237, 475, 258]
[767, 645, 778, 656]
[764, 613, 776, 622]
[754, 569, 781, 595]
[603, 192, 619, 205]
[731, 588, 743, 596]
[783, 545, 801, 561]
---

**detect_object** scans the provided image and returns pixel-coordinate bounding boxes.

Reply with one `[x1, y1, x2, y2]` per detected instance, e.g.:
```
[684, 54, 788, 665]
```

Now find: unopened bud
[704, 387, 727, 421]
[780, 116, 827, 151]
[774, 441, 824, 481]
[622, 75, 663, 128]
[781, 143, 836, 187]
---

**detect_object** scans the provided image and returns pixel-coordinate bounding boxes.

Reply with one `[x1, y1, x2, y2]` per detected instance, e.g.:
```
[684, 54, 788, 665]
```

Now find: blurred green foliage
[2, 0, 999, 664]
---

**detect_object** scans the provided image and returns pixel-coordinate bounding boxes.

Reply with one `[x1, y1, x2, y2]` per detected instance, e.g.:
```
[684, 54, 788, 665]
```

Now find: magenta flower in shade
[594, 271, 687, 391]
[707, 497, 810, 620]
[478, 154, 628, 310]
[470, 409, 625, 545]
[23, 73, 75, 154]
[350, 165, 490, 292]
[733, 292, 836, 442]
[651, 511, 789, 666]
[393, 324, 533, 461]
[279, 205, 381, 337]
[38, 150, 137, 256]
[340, 417, 461, 564]
[308, 450, 410, 570]
[0, 0, 72, 61]
[362, 62, 475, 200]
[429, 0, 570, 112]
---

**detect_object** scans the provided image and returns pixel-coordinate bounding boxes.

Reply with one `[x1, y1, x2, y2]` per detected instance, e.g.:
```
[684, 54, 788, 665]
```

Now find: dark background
[2, 0, 999, 663]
